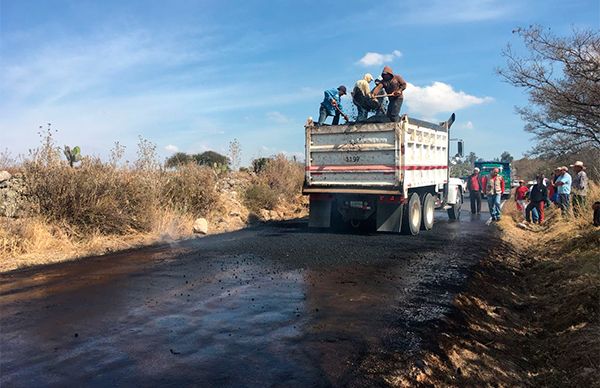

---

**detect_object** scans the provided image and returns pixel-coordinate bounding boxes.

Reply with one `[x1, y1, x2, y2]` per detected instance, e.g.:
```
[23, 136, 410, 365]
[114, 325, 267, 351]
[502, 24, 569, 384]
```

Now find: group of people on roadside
[465, 161, 594, 225]
[466, 167, 505, 221]
[317, 66, 407, 126]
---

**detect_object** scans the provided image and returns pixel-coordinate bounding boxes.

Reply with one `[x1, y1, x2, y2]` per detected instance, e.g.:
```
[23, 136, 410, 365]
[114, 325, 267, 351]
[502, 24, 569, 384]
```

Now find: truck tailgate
[305, 123, 399, 189]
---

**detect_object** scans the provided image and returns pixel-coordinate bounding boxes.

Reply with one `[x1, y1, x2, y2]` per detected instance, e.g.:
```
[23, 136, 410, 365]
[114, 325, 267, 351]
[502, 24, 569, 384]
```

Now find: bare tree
[228, 138, 241, 171]
[498, 26, 600, 158]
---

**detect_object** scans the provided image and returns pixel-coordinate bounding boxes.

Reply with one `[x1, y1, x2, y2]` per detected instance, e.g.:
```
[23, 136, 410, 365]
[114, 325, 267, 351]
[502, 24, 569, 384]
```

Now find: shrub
[193, 151, 229, 169]
[244, 154, 304, 211]
[165, 152, 193, 168]
[244, 183, 278, 212]
[260, 154, 304, 199]
[252, 157, 271, 174]
[24, 157, 158, 235]
[160, 163, 218, 216]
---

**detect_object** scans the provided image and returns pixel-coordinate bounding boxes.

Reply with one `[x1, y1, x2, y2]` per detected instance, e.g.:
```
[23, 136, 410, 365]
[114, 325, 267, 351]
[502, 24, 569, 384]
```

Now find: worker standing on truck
[482, 167, 505, 222]
[318, 86, 349, 126]
[352, 73, 379, 122]
[466, 167, 483, 214]
[371, 66, 407, 122]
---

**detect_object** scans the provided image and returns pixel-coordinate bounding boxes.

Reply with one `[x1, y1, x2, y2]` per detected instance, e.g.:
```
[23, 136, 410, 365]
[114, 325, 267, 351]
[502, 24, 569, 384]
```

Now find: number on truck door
[345, 155, 360, 163]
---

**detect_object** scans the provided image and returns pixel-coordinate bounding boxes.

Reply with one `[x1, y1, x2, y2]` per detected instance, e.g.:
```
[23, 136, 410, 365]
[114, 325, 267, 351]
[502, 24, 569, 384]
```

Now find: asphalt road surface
[1, 206, 496, 387]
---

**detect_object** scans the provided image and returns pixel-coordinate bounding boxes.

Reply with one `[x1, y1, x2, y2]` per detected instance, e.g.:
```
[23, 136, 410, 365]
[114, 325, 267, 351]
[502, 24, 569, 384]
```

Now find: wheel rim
[411, 199, 421, 230]
[425, 198, 434, 226]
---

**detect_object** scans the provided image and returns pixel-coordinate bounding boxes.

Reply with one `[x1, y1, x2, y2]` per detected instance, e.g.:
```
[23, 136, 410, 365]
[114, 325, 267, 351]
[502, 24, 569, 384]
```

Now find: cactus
[63, 145, 82, 167]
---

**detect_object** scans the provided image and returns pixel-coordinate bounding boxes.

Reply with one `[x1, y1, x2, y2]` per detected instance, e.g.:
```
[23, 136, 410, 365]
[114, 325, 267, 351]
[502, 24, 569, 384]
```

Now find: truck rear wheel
[421, 193, 435, 230]
[402, 192, 421, 235]
[447, 189, 462, 220]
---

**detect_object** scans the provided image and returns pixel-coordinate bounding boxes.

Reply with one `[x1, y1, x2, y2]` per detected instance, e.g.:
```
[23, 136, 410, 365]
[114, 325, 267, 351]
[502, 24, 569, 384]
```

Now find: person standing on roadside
[547, 172, 557, 205]
[525, 175, 549, 224]
[483, 167, 505, 221]
[466, 167, 483, 214]
[570, 161, 588, 216]
[318, 86, 349, 126]
[371, 66, 407, 122]
[515, 180, 529, 215]
[554, 166, 572, 215]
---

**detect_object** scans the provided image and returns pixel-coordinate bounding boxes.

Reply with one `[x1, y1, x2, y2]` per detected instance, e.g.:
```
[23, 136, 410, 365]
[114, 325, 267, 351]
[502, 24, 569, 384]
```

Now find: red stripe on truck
[307, 165, 397, 172]
[306, 165, 447, 172]
[403, 165, 448, 170]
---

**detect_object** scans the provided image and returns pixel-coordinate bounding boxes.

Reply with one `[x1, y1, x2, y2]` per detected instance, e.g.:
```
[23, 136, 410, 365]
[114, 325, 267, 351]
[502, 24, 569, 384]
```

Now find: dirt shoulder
[401, 203, 600, 387]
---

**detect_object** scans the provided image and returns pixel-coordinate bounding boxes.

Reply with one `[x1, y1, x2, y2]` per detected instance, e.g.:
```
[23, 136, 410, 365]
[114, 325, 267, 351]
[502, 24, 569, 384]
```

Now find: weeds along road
[1, 207, 496, 387]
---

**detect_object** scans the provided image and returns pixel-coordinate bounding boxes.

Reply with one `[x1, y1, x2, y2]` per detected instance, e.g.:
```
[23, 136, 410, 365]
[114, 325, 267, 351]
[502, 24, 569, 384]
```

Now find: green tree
[500, 151, 514, 163]
[165, 152, 192, 168]
[193, 151, 229, 168]
[466, 152, 478, 166]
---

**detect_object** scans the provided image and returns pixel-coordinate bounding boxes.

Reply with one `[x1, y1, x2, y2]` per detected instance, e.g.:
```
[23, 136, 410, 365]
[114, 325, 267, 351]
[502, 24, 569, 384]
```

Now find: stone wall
[0, 171, 28, 218]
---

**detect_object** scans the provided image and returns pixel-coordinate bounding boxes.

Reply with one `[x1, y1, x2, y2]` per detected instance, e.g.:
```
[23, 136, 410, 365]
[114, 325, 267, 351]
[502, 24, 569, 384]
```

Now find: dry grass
[0, 134, 221, 272]
[1, 134, 308, 272]
[161, 163, 218, 216]
[25, 157, 159, 235]
[0, 209, 197, 272]
[412, 184, 600, 387]
[243, 154, 304, 213]
[1, 147, 308, 272]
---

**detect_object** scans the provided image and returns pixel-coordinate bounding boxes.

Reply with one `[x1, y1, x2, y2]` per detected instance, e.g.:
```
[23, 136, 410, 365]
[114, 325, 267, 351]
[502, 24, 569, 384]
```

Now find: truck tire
[402, 192, 421, 235]
[447, 189, 462, 220]
[421, 193, 435, 230]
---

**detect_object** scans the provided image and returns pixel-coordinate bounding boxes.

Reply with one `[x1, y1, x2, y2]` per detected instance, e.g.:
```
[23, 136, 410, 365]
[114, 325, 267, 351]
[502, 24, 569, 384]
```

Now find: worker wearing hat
[318, 85, 349, 126]
[570, 161, 588, 215]
[466, 167, 483, 214]
[352, 73, 379, 122]
[371, 66, 407, 122]
[482, 167, 505, 221]
[554, 165, 572, 214]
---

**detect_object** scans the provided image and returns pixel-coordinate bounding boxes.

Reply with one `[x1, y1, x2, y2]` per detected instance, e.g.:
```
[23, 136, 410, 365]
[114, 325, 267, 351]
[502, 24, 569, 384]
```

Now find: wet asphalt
[0, 206, 496, 387]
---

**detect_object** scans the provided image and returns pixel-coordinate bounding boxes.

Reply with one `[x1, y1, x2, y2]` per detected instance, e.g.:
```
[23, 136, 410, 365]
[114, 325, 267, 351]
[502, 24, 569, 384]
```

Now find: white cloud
[461, 121, 474, 130]
[357, 50, 402, 67]
[165, 144, 179, 153]
[404, 82, 493, 116]
[266, 111, 291, 124]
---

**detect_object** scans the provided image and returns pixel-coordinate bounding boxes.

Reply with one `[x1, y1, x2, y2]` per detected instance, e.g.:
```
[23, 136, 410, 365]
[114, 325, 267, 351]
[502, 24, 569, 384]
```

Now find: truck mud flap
[308, 195, 332, 228]
[376, 202, 403, 233]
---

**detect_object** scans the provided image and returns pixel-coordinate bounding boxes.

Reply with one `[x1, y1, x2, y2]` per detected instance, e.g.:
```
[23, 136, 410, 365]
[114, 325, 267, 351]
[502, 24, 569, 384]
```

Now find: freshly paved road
[0, 207, 496, 387]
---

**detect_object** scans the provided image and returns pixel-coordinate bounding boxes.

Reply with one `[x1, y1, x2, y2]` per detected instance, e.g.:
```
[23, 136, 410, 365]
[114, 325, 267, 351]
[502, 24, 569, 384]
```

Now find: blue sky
[1, 0, 598, 165]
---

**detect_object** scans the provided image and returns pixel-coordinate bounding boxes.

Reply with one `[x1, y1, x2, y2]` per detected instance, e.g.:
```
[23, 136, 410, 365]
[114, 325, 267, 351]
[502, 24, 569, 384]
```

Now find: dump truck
[302, 114, 464, 235]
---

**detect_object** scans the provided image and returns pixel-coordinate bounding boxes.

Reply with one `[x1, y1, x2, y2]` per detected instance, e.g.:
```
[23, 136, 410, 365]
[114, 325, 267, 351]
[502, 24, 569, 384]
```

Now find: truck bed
[303, 117, 450, 197]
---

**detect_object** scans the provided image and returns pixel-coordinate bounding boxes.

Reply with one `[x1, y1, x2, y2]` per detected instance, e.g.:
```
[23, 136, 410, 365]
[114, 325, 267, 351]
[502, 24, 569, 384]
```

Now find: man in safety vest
[482, 168, 505, 221]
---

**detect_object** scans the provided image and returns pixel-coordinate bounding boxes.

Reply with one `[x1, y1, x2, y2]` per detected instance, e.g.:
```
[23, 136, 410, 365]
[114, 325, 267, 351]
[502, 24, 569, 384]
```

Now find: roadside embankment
[0, 152, 306, 273]
[404, 188, 599, 387]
